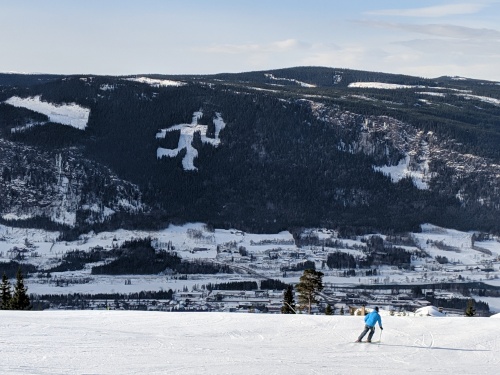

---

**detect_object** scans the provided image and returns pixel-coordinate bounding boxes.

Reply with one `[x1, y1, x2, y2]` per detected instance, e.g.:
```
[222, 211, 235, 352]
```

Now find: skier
[356, 306, 383, 342]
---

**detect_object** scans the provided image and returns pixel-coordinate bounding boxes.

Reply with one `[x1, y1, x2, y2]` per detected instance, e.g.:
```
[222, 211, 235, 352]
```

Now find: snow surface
[4, 96, 90, 130]
[414, 305, 446, 316]
[457, 93, 500, 106]
[264, 73, 316, 88]
[418, 91, 446, 97]
[347, 83, 500, 107]
[125, 77, 186, 87]
[99, 84, 115, 91]
[2, 213, 32, 221]
[348, 82, 416, 89]
[156, 111, 226, 171]
[374, 155, 430, 190]
[0, 310, 498, 375]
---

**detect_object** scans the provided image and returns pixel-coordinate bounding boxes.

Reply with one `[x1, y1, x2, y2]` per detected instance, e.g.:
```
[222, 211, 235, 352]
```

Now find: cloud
[192, 24, 500, 81]
[362, 21, 500, 39]
[203, 39, 310, 54]
[395, 38, 500, 56]
[365, 3, 486, 18]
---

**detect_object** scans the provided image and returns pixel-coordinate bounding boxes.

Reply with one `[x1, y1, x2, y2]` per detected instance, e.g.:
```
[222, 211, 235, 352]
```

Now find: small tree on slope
[325, 304, 333, 315]
[1, 272, 12, 309]
[465, 299, 476, 317]
[281, 285, 296, 314]
[10, 268, 31, 310]
[296, 269, 324, 314]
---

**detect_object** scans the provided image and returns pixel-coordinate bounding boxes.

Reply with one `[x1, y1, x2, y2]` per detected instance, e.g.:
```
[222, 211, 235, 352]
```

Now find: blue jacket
[364, 310, 382, 328]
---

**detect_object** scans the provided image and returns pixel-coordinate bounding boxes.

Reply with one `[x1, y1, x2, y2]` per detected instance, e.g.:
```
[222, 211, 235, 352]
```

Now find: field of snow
[125, 77, 186, 87]
[0, 310, 498, 374]
[347, 82, 500, 108]
[348, 82, 416, 89]
[418, 91, 446, 97]
[4, 96, 90, 130]
[264, 73, 316, 88]
[373, 155, 430, 190]
[457, 93, 500, 106]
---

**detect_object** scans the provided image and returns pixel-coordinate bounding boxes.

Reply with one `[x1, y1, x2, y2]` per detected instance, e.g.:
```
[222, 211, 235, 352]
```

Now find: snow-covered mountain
[1, 67, 500, 236]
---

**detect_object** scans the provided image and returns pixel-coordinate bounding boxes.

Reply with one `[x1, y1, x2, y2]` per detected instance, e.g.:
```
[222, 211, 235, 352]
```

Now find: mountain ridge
[1, 66, 500, 236]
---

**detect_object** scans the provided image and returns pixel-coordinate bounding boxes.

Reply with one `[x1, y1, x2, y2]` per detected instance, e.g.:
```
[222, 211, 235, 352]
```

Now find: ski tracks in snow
[2, 311, 499, 374]
[376, 317, 439, 367]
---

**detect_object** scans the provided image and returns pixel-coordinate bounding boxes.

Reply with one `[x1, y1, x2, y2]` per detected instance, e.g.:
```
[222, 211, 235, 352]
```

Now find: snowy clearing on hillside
[4, 95, 90, 130]
[2, 213, 32, 221]
[99, 84, 115, 91]
[0, 311, 498, 375]
[373, 155, 430, 190]
[125, 77, 186, 87]
[348, 82, 416, 89]
[264, 73, 316, 87]
[246, 86, 280, 93]
[418, 91, 446, 97]
[456, 93, 500, 106]
[156, 111, 226, 171]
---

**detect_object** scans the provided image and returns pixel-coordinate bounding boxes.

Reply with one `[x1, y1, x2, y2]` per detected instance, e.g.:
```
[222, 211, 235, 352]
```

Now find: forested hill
[1, 67, 500, 237]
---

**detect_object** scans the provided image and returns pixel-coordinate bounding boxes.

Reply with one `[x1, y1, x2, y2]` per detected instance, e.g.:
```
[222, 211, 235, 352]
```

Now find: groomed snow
[0, 311, 498, 374]
[125, 77, 186, 87]
[4, 96, 90, 130]
[264, 73, 316, 88]
[348, 82, 416, 89]
[156, 111, 226, 171]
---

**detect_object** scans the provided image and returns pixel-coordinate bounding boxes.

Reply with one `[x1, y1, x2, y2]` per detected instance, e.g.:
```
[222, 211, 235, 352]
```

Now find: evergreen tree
[325, 304, 333, 315]
[1, 272, 12, 310]
[465, 299, 476, 317]
[295, 269, 324, 314]
[412, 285, 423, 298]
[281, 285, 296, 314]
[10, 268, 31, 310]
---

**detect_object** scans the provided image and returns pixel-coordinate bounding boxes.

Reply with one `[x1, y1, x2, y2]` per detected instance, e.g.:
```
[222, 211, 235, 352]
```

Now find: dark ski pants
[358, 325, 375, 342]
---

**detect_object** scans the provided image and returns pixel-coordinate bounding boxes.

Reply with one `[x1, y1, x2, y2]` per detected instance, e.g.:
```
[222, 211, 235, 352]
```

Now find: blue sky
[1, 0, 500, 80]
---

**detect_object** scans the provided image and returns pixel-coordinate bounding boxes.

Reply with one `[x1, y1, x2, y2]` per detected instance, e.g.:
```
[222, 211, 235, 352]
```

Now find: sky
[1, 310, 499, 374]
[1, 0, 500, 80]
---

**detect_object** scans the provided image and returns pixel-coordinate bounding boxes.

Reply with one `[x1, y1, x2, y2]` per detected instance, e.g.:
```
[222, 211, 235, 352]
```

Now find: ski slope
[4, 95, 90, 130]
[1, 310, 498, 374]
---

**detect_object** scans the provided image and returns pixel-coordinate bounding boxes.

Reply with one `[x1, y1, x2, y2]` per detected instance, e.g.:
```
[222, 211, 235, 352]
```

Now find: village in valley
[1, 222, 499, 315]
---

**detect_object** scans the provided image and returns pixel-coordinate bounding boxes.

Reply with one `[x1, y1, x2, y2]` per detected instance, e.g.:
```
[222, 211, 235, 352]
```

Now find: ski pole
[379, 329, 383, 344]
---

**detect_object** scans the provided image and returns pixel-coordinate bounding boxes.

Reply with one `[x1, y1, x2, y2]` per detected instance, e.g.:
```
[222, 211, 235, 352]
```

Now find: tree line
[280, 268, 490, 316]
[1, 269, 31, 310]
